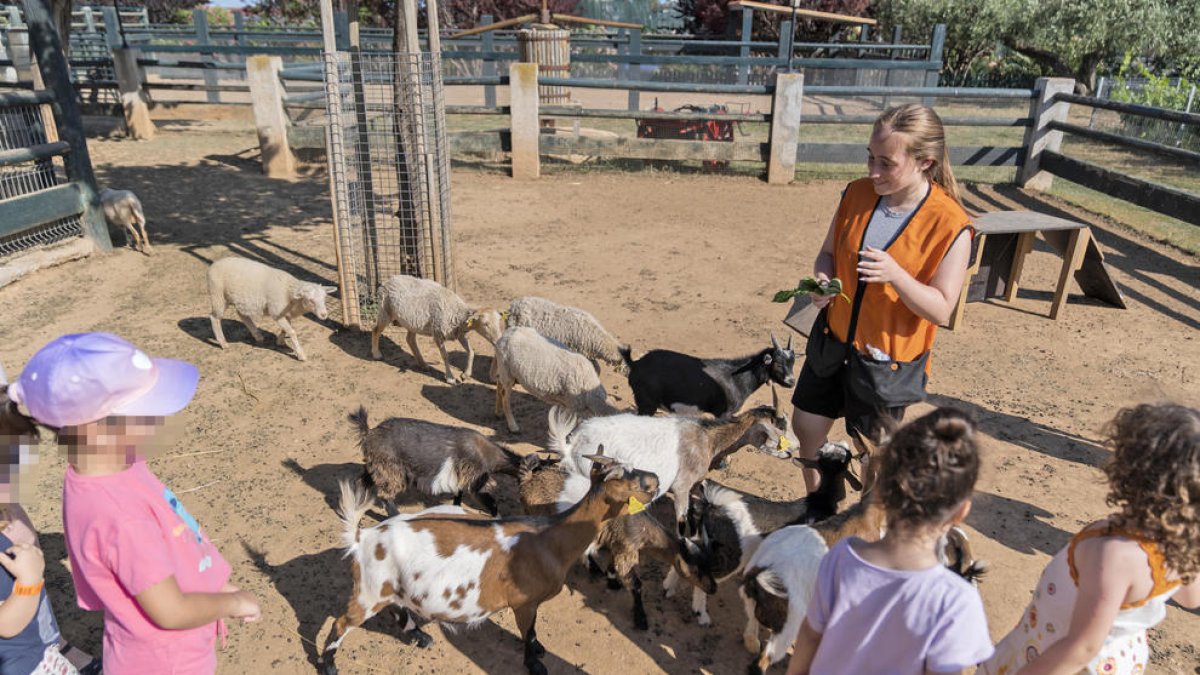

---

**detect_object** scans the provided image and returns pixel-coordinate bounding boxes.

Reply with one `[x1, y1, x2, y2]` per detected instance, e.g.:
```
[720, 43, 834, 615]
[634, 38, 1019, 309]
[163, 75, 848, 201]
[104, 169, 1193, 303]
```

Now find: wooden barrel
[517, 24, 571, 105]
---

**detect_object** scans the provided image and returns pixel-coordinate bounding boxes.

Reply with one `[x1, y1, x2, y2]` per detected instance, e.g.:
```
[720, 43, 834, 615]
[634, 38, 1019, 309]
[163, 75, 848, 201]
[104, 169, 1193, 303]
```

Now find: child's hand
[0, 544, 45, 586]
[226, 589, 261, 623]
[808, 273, 835, 309]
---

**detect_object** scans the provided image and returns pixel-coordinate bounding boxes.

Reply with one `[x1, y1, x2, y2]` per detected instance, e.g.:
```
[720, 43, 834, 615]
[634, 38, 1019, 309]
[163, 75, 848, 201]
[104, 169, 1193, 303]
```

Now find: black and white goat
[619, 334, 796, 417]
[664, 442, 863, 626]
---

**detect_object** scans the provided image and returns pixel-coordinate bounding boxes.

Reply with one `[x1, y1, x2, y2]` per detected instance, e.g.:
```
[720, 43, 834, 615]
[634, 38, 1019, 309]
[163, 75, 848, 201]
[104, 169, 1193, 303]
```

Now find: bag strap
[844, 279, 867, 347]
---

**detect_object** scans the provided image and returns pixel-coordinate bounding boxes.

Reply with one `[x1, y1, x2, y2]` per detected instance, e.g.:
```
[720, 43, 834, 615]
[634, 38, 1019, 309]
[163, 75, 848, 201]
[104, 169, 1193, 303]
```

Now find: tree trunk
[1075, 53, 1102, 96]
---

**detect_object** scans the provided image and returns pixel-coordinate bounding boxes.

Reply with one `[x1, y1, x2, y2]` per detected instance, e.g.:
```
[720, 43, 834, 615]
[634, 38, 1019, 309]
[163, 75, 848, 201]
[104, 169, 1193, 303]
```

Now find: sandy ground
[1, 110, 1198, 674]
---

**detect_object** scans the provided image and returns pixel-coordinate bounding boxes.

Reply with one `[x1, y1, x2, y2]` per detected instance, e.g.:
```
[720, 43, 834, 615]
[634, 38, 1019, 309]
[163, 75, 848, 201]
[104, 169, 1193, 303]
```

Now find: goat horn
[582, 453, 615, 466]
[770, 333, 780, 350]
[786, 334, 793, 351]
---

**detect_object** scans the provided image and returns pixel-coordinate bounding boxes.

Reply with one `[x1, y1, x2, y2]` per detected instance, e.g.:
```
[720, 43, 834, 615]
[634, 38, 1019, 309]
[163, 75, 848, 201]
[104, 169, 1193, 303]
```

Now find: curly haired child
[6, 333, 260, 675]
[786, 407, 993, 675]
[980, 402, 1200, 675]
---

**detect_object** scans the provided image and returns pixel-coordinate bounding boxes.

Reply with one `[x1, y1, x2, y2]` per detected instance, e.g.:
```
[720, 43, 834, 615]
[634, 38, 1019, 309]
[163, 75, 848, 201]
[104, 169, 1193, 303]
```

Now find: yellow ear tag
[627, 496, 647, 515]
[777, 436, 792, 451]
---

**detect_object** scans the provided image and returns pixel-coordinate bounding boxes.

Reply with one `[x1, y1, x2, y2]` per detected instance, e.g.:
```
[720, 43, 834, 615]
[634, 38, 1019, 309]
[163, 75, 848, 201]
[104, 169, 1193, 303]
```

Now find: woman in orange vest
[791, 104, 973, 492]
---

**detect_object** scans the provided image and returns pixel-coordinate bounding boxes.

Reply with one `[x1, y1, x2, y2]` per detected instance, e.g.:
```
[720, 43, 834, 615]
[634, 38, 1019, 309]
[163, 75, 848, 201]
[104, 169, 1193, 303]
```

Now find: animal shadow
[40, 532, 104, 656]
[967, 491, 1071, 556]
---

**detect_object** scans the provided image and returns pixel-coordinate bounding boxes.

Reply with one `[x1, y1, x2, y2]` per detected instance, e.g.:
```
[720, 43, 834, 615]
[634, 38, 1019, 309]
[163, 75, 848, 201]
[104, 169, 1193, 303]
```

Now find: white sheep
[493, 326, 616, 433]
[506, 296, 628, 371]
[207, 256, 335, 362]
[369, 275, 504, 384]
[99, 188, 151, 255]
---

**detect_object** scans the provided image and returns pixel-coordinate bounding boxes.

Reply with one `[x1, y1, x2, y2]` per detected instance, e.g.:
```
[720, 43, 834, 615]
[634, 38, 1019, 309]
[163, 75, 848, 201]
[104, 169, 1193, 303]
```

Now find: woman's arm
[1018, 538, 1134, 675]
[809, 217, 838, 309]
[136, 575, 260, 630]
[857, 229, 971, 325]
[784, 619, 823, 675]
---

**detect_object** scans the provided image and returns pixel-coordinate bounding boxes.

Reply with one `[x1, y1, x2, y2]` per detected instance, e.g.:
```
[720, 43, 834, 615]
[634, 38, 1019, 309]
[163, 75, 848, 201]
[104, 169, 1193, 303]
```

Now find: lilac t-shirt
[807, 538, 993, 674]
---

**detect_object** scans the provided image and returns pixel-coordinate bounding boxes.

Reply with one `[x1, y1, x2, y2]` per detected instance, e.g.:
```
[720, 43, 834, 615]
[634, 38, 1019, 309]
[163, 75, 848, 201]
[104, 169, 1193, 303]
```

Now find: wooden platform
[948, 210, 1125, 329]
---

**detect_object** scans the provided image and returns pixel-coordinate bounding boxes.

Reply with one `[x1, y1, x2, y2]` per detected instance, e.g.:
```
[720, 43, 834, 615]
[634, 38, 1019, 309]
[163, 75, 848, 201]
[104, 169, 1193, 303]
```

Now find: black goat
[619, 334, 796, 417]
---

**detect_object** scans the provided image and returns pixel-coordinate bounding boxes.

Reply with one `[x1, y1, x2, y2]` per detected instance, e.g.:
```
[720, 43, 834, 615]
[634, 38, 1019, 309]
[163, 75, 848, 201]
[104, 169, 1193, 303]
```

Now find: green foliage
[1108, 55, 1199, 147]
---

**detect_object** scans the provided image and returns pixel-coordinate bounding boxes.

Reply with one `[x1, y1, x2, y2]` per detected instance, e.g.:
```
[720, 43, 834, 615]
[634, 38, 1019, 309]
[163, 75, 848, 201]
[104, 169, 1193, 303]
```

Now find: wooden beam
[1048, 120, 1200, 165]
[0, 183, 84, 238]
[798, 142, 1023, 166]
[0, 140, 69, 167]
[551, 14, 642, 29]
[1040, 150, 1200, 227]
[729, 1, 877, 25]
[447, 14, 536, 39]
[540, 135, 767, 162]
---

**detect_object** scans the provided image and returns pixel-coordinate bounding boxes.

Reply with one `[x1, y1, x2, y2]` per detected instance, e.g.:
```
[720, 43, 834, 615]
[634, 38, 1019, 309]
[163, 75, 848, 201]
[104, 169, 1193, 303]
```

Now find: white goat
[548, 391, 790, 532]
[493, 326, 616, 433]
[506, 296, 627, 370]
[370, 275, 504, 384]
[99, 188, 151, 254]
[207, 256, 335, 361]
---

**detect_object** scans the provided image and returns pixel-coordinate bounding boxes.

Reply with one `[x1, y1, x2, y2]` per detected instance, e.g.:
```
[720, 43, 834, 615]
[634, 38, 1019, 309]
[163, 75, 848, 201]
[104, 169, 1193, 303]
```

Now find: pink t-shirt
[806, 537, 993, 674]
[63, 460, 231, 675]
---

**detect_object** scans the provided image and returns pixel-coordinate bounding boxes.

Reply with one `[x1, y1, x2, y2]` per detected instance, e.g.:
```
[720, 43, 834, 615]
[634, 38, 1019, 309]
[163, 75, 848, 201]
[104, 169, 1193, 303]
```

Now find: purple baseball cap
[7, 332, 199, 427]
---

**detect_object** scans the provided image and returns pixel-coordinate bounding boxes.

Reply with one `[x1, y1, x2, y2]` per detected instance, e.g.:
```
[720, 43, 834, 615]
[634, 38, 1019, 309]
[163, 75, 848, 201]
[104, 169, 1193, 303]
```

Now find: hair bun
[932, 416, 973, 444]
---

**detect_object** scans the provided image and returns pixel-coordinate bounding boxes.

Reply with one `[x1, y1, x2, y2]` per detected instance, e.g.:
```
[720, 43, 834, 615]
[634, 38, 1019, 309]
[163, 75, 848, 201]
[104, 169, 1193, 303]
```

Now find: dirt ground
[1, 110, 1198, 675]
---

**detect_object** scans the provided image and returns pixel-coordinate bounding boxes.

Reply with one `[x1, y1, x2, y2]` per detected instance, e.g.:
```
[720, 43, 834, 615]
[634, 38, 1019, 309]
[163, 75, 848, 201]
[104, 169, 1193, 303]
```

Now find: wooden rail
[1041, 150, 1200, 226]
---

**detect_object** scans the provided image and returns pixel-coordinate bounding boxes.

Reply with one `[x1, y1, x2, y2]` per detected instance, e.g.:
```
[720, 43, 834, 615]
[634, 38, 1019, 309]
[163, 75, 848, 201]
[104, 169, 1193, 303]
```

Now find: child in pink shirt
[8, 333, 260, 674]
[786, 407, 993, 675]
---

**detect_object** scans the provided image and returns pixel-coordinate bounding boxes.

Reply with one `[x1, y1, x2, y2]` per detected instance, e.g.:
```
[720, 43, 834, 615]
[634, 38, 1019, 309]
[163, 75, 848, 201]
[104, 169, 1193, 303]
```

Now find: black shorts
[790, 359, 906, 442]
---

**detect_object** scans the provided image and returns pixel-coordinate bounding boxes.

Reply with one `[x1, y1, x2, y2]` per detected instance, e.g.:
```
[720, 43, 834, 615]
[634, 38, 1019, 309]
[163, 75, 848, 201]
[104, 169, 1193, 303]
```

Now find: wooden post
[247, 55, 295, 178]
[21, 0, 111, 251]
[320, 0, 359, 328]
[100, 6, 121, 48]
[112, 47, 155, 139]
[510, 62, 540, 179]
[767, 72, 803, 185]
[481, 15, 496, 108]
[627, 30, 641, 111]
[193, 9, 219, 103]
[233, 10, 244, 46]
[1049, 227, 1089, 320]
[922, 23, 945, 105]
[738, 8, 752, 85]
[7, 6, 33, 83]
[1018, 76, 1075, 191]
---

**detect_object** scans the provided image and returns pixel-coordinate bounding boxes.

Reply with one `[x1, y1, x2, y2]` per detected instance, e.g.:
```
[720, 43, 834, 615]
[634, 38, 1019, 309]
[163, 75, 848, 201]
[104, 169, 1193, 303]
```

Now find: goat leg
[628, 570, 649, 631]
[604, 561, 623, 590]
[390, 607, 433, 649]
[513, 604, 547, 675]
[459, 334, 474, 382]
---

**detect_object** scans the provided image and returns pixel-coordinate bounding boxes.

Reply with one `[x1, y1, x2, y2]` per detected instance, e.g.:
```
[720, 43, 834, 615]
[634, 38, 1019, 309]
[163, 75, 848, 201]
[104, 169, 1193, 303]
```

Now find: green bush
[1108, 55, 1198, 149]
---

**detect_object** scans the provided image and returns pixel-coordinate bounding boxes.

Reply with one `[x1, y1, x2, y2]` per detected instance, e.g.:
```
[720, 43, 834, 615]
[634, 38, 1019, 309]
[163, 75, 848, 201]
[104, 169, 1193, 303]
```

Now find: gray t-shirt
[861, 200, 916, 252]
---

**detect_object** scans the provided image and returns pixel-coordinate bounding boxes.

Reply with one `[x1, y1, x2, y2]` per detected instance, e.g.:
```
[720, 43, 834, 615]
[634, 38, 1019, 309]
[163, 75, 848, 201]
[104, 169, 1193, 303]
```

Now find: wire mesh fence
[323, 50, 454, 329]
[0, 102, 83, 258]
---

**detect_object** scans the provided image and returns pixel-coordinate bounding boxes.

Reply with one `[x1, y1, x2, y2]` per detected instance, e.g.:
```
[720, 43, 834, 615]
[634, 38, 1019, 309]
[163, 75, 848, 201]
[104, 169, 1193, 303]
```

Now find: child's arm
[1171, 576, 1200, 609]
[136, 575, 260, 630]
[0, 544, 45, 638]
[1018, 538, 1133, 675]
[784, 619, 822, 675]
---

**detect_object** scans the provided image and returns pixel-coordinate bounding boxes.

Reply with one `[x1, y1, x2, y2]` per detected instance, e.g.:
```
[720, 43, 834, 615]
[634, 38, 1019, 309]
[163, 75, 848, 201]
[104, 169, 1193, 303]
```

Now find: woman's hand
[807, 272, 834, 309]
[856, 247, 907, 285]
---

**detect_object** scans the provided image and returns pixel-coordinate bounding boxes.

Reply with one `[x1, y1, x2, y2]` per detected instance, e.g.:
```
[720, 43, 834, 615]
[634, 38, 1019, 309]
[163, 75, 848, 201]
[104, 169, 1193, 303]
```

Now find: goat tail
[337, 479, 374, 555]
[617, 345, 635, 372]
[347, 406, 370, 440]
[961, 560, 989, 585]
[546, 405, 579, 456]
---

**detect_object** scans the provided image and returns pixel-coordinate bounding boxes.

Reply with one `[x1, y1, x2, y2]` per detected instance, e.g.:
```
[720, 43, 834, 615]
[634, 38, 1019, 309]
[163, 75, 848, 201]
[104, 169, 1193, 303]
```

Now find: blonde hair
[874, 104, 962, 207]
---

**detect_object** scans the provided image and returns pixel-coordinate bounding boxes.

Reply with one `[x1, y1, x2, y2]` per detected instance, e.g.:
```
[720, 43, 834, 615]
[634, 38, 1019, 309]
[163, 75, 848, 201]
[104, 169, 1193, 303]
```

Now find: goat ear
[324, 285, 337, 295]
[763, 353, 773, 365]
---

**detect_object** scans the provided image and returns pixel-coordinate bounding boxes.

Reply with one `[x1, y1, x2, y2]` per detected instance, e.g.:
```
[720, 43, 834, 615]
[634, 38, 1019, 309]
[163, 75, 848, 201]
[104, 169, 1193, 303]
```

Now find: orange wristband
[12, 580, 43, 597]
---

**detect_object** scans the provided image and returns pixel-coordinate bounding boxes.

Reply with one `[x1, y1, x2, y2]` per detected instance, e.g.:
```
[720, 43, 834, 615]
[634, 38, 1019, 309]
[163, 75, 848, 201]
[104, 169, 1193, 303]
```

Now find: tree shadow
[968, 491, 1071, 556]
[326, 329, 452, 383]
[40, 532, 104, 656]
[927, 393, 1109, 468]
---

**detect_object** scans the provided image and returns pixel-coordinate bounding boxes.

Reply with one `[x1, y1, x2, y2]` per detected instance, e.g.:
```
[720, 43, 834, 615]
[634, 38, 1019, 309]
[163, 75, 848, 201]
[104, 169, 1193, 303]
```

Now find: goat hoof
[400, 628, 433, 649]
[525, 660, 548, 675]
[606, 577, 623, 591]
[695, 612, 711, 627]
[742, 635, 760, 654]
[530, 638, 545, 657]
[746, 664, 765, 675]
[319, 659, 339, 675]
[371, 351, 383, 360]
[633, 614, 649, 631]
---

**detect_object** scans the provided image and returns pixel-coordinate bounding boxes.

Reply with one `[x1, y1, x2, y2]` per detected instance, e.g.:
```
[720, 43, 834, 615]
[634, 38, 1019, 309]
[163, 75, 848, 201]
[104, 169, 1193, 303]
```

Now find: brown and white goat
[517, 453, 716, 630]
[320, 450, 659, 675]
[349, 406, 522, 516]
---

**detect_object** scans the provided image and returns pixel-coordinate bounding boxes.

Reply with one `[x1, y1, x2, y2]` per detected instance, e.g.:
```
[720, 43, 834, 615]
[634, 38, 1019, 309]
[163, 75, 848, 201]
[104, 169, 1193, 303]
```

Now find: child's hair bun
[932, 415, 973, 444]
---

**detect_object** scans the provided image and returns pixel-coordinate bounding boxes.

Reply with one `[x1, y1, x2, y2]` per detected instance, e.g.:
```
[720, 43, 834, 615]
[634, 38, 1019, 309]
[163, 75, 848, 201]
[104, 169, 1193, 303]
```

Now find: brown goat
[320, 450, 659, 675]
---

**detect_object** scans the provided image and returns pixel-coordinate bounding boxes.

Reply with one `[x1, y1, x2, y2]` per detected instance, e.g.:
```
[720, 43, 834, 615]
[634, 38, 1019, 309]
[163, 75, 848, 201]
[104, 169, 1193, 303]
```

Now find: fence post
[233, 10, 244, 46]
[247, 55, 295, 178]
[738, 8, 752, 85]
[112, 47, 155, 140]
[7, 6, 33, 83]
[767, 72, 803, 185]
[1088, 75, 1106, 128]
[627, 29, 641, 112]
[81, 5, 95, 33]
[509, 62, 540, 179]
[481, 15, 496, 108]
[192, 8, 220, 104]
[100, 5, 121, 48]
[923, 23, 945, 104]
[1017, 77, 1075, 191]
[1176, 84, 1196, 146]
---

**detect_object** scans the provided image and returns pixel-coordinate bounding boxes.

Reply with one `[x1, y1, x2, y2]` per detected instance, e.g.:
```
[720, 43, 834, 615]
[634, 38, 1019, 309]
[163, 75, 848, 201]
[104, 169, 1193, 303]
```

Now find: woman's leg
[792, 407, 836, 493]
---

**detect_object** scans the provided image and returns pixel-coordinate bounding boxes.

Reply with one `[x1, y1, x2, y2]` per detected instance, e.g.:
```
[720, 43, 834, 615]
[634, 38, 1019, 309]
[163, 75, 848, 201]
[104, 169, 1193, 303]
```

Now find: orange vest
[825, 178, 972, 371]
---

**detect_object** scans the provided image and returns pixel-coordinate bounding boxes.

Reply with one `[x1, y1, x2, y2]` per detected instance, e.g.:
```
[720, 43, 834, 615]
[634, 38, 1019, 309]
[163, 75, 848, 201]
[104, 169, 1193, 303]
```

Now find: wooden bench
[948, 211, 1125, 329]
